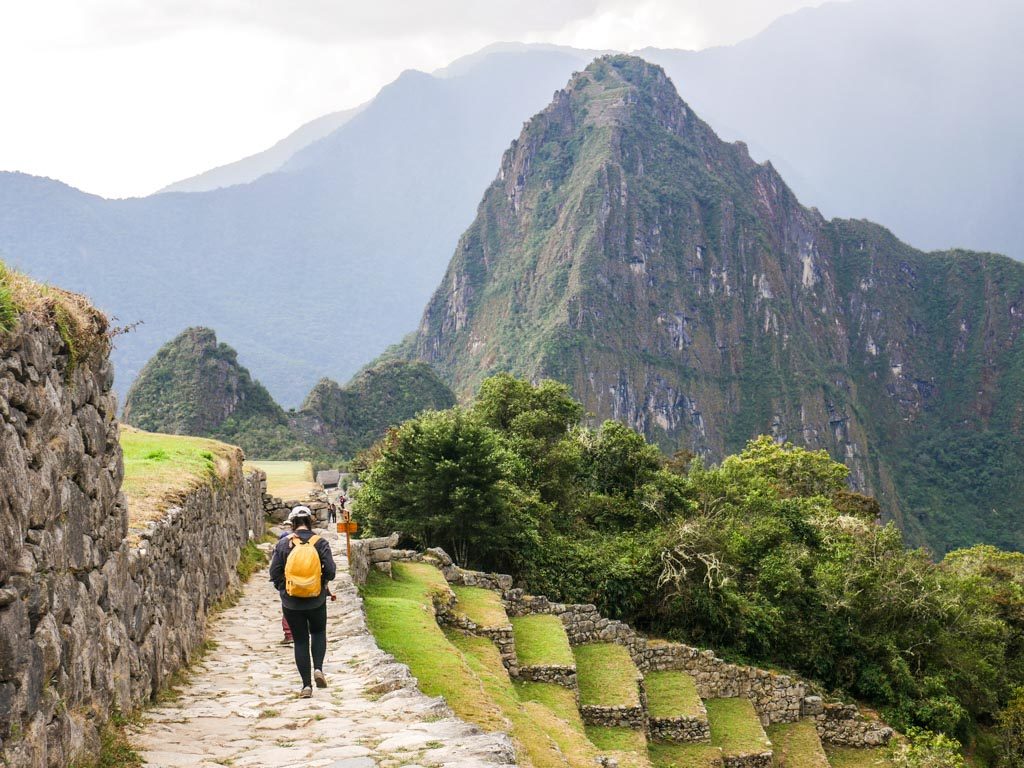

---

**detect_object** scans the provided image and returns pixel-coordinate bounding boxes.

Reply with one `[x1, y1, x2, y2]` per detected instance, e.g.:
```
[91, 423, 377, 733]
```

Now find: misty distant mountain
[2, 0, 1021, 408]
[158, 103, 368, 194]
[0, 48, 593, 405]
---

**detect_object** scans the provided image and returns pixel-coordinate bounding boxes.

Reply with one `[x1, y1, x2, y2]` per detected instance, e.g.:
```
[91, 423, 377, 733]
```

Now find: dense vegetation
[358, 374, 1024, 765]
[123, 327, 454, 466]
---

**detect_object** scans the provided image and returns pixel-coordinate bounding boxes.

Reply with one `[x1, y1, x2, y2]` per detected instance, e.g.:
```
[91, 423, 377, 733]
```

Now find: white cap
[288, 505, 314, 522]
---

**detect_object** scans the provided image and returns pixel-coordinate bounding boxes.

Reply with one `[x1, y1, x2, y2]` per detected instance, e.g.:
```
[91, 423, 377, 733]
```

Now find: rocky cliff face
[405, 55, 1024, 553]
[0, 305, 264, 767]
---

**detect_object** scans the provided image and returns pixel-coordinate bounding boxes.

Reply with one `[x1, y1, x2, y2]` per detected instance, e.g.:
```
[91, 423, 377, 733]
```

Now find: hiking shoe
[314, 669, 328, 689]
[280, 637, 293, 646]
[299, 686, 312, 699]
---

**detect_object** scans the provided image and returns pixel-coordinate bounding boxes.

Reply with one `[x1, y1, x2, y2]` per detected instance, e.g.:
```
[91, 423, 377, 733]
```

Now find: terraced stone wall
[0, 314, 265, 768]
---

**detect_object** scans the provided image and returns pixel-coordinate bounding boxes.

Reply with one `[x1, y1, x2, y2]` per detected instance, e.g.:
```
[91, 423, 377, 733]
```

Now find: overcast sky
[0, 0, 835, 198]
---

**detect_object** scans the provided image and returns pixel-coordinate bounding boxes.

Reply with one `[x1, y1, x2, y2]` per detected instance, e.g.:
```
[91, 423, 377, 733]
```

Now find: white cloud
[0, 0, 833, 198]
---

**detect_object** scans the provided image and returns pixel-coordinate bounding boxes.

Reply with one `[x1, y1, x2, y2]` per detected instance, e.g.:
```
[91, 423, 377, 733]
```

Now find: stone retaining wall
[348, 533, 400, 585]
[648, 714, 711, 742]
[723, 752, 773, 768]
[518, 665, 578, 689]
[385, 544, 893, 746]
[0, 313, 265, 767]
[579, 704, 646, 730]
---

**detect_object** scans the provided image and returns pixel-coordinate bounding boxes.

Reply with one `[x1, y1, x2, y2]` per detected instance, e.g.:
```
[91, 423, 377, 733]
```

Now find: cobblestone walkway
[133, 531, 515, 768]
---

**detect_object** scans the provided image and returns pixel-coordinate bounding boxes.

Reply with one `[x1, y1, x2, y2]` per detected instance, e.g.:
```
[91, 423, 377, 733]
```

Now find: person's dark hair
[292, 515, 314, 531]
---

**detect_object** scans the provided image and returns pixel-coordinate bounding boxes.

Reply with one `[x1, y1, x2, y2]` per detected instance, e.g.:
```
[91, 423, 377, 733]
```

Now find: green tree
[997, 689, 1024, 768]
[357, 408, 527, 570]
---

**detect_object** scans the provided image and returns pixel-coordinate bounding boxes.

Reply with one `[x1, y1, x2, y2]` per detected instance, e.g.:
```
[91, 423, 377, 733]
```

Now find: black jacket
[269, 529, 336, 610]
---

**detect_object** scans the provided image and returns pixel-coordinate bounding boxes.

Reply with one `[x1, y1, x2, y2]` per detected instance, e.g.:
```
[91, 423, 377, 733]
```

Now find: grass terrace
[574, 643, 641, 707]
[511, 614, 575, 667]
[243, 459, 316, 499]
[121, 426, 241, 529]
[452, 585, 510, 628]
[767, 719, 830, 768]
[705, 697, 772, 756]
[644, 670, 704, 720]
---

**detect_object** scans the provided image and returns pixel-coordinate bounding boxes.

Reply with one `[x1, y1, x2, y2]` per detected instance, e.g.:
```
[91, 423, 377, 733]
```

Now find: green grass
[235, 540, 268, 582]
[363, 561, 451, 603]
[584, 726, 649, 766]
[450, 631, 598, 768]
[824, 746, 896, 768]
[121, 426, 240, 529]
[648, 742, 722, 768]
[766, 719, 829, 768]
[644, 671, 704, 719]
[452, 585, 509, 628]
[363, 597, 506, 730]
[362, 561, 503, 727]
[515, 681, 585, 732]
[511, 614, 575, 667]
[705, 698, 772, 756]
[243, 460, 315, 499]
[574, 643, 640, 707]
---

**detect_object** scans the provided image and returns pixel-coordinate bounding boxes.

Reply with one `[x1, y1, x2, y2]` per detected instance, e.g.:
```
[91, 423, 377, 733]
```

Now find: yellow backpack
[285, 534, 323, 598]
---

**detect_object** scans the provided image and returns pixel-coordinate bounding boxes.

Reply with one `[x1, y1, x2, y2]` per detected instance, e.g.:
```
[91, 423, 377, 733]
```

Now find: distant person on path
[276, 525, 295, 645]
[326, 500, 337, 525]
[269, 505, 337, 698]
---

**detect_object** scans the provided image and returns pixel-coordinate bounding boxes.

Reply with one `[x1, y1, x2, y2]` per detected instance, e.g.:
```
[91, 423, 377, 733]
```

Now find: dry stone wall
[0, 313, 265, 767]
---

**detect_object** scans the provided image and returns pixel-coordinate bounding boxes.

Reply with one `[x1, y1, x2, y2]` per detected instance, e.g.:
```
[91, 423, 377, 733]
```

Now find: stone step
[512, 614, 578, 687]
[573, 643, 645, 729]
[704, 697, 773, 768]
[767, 718, 829, 768]
[644, 670, 710, 742]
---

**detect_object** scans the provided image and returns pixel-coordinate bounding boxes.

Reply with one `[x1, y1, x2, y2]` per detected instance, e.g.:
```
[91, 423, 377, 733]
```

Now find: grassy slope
[644, 670, 705, 719]
[450, 632, 599, 768]
[766, 719, 829, 768]
[824, 745, 896, 768]
[120, 426, 241, 529]
[705, 698, 772, 756]
[452, 585, 510, 628]
[243, 459, 316, 499]
[512, 615, 575, 667]
[361, 563, 506, 730]
[647, 742, 722, 768]
[574, 643, 641, 707]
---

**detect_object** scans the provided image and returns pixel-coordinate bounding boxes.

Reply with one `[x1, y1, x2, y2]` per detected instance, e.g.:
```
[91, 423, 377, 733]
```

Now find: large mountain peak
[403, 55, 1024, 554]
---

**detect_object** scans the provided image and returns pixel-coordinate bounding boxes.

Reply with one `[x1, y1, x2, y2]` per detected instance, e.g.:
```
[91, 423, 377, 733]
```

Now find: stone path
[132, 531, 515, 768]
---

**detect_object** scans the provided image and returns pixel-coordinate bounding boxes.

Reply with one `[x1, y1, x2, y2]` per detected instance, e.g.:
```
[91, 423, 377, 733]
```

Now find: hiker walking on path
[269, 505, 336, 697]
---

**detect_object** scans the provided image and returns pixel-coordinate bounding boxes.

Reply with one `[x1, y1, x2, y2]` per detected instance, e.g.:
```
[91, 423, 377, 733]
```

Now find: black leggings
[282, 604, 328, 687]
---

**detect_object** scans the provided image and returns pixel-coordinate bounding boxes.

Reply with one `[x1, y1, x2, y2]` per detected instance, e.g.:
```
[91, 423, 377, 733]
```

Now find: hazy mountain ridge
[401, 55, 1024, 554]
[2, 0, 1021, 411]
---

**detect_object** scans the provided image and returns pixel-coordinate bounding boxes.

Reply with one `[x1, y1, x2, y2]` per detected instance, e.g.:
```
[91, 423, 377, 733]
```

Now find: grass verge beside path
[512, 615, 575, 667]
[644, 671, 704, 720]
[767, 719, 829, 768]
[574, 643, 640, 707]
[121, 426, 240, 530]
[705, 697, 772, 756]
[243, 459, 316, 499]
[452, 585, 509, 628]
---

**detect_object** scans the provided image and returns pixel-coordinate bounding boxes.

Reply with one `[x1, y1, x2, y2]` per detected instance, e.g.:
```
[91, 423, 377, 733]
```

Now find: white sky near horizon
[0, 0, 836, 199]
